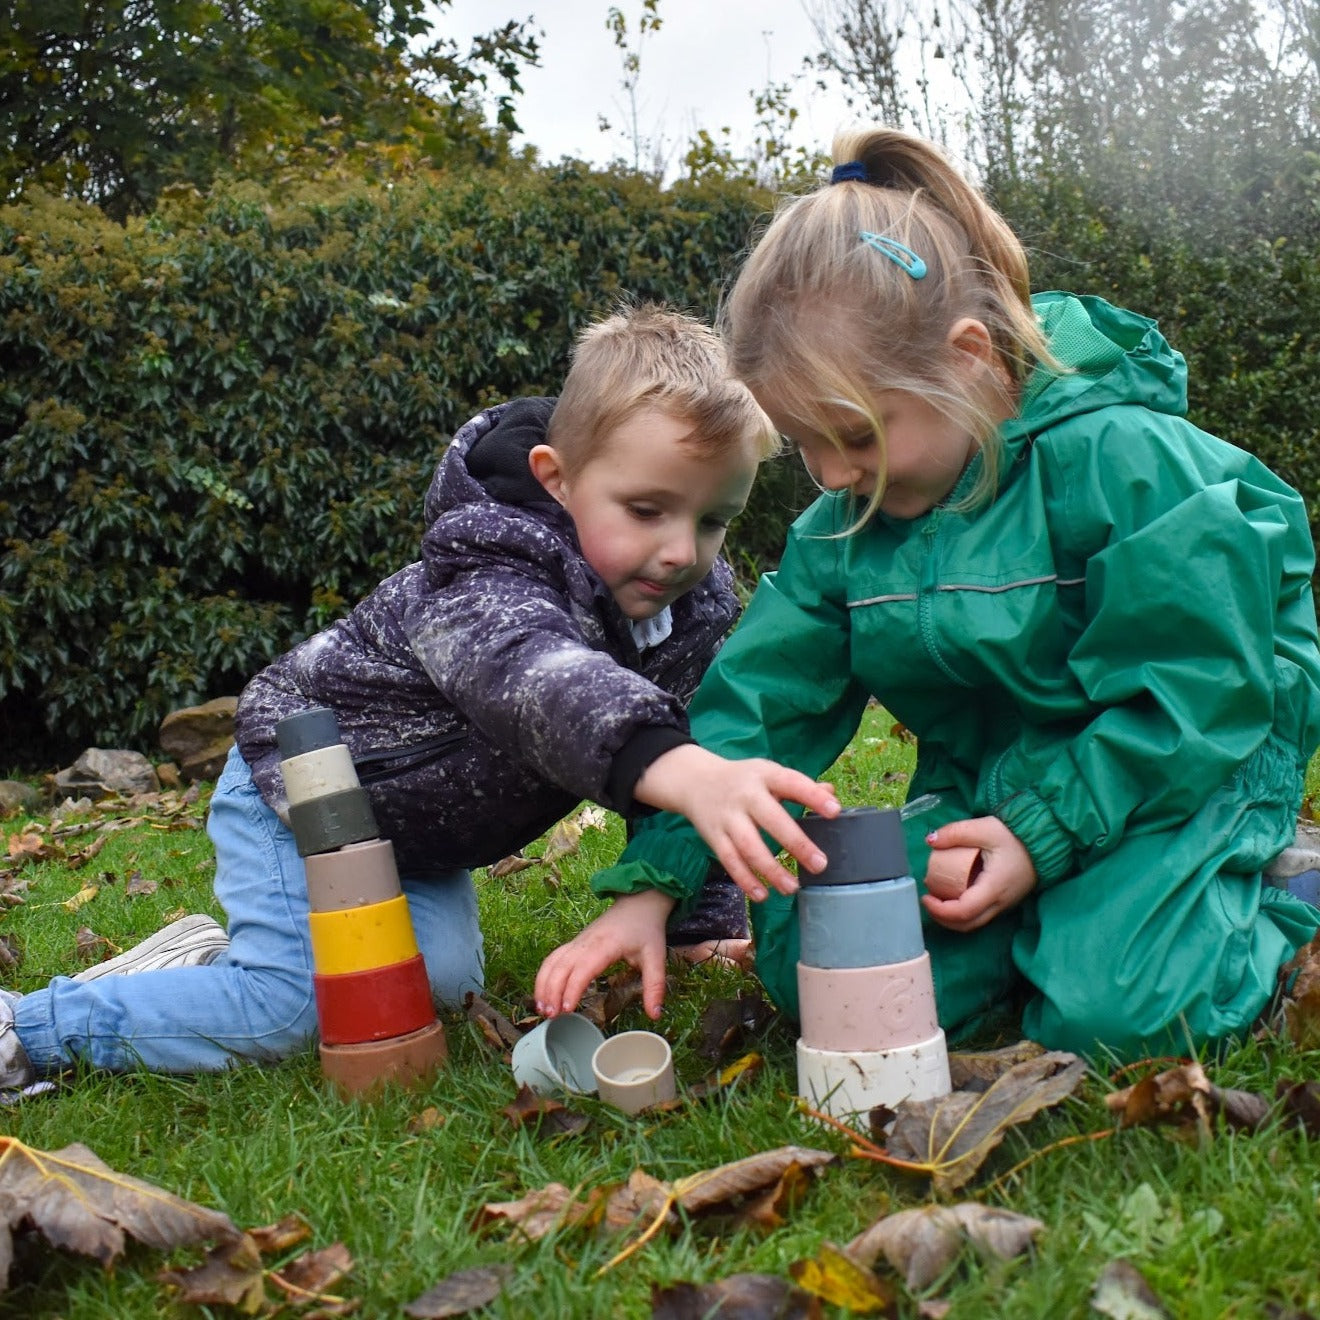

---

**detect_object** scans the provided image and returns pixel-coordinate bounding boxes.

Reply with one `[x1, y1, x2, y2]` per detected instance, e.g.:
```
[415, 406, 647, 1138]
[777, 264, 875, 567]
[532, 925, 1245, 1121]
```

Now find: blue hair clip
[830, 160, 867, 184]
[859, 230, 927, 279]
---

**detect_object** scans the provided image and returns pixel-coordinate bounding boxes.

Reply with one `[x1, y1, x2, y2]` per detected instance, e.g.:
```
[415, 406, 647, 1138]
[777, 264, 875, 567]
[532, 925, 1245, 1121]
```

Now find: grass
[1, 708, 1318, 1318]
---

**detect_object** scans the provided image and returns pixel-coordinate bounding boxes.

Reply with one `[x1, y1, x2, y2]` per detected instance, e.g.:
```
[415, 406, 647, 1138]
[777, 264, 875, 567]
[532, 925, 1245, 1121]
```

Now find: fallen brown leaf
[488, 854, 537, 879]
[1280, 935, 1320, 1050]
[125, 869, 158, 897]
[734, 1160, 814, 1232]
[601, 1169, 673, 1233]
[0, 1135, 240, 1292]
[577, 967, 649, 1030]
[1091, 1258, 1169, 1318]
[697, 992, 776, 1062]
[157, 1232, 266, 1311]
[1105, 1062, 1270, 1136]
[475, 1183, 604, 1242]
[247, 1212, 313, 1255]
[66, 835, 108, 868]
[847, 1202, 1044, 1290]
[408, 1106, 446, 1134]
[884, 1051, 1088, 1193]
[652, 1272, 823, 1319]
[74, 926, 116, 965]
[6, 830, 63, 864]
[501, 1085, 590, 1137]
[790, 1241, 898, 1315]
[671, 1146, 836, 1215]
[947, 1041, 1048, 1091]
[404, 1263, 514, 1318]
[463, 992, 522, 1051]
[540, 818, 581, 864]
[268, 1241, 353, 1304]
[1277, 1079, 1320, 1137]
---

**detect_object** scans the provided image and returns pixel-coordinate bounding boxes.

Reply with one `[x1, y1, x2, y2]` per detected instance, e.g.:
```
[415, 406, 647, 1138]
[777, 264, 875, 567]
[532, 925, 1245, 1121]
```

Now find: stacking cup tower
[795, 807, 951, 1120]
[276, 708, 448, 1097]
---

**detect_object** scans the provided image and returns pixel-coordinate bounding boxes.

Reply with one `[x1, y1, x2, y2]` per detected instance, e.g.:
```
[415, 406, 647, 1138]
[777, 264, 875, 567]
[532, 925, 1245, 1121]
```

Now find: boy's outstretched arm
[535, 889, 676, 1019]
[631, 744, 840, 901]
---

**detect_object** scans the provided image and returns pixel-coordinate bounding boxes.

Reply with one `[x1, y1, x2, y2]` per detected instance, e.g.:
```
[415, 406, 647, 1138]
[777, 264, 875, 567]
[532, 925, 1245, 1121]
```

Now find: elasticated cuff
[590, 861, 699, 919]
[995, 789, 1077, 888]
[605, 727, 694, 814]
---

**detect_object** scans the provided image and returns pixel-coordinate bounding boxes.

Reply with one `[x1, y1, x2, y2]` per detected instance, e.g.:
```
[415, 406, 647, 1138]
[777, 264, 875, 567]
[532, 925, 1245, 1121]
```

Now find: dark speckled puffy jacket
[233, 398, 741, 878]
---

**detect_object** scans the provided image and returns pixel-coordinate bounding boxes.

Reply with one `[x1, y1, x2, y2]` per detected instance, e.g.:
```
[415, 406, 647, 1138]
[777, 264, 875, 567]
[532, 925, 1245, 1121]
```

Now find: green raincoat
[592, 292, 1320, 1061]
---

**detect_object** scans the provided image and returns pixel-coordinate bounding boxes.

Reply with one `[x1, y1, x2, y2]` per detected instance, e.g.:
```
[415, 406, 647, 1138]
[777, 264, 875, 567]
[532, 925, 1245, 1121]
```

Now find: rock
[50, 749, 160, 801]
[0, 780, 42, 818]
[159, 697, 238, 782]
[156, 761, 183, 789]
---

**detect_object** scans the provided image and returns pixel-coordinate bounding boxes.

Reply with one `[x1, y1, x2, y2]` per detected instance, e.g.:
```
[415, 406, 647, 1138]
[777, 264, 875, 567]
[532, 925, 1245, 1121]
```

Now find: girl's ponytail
[724, 124, 1052, 522]
[835, 128, 1032, 310]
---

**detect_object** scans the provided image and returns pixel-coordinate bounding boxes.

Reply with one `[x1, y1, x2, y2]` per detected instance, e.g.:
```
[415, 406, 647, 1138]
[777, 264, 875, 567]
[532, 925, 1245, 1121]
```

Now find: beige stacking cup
[590, 1031, 675, 1114]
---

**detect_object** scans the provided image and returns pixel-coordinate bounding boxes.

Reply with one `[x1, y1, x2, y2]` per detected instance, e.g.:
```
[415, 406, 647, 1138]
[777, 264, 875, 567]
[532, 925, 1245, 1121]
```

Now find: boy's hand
[632, 744, 840, 901]
[920, 816, 1037, 931]
[534, 889, 676, 1020]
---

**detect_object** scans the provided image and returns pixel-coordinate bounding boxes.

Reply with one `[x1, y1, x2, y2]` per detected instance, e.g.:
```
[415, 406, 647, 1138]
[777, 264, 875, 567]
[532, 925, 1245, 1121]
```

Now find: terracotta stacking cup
[924, 846, 983, 900]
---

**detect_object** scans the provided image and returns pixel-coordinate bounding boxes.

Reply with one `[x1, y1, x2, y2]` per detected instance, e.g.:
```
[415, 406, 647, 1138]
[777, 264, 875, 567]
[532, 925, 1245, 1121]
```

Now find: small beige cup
[590, 1031, 676, 1115]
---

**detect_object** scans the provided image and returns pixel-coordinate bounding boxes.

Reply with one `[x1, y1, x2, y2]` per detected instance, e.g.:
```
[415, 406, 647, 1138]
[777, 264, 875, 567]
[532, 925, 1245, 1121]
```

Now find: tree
[0, 0, 539, 216]
[805, 0, 1320, 232]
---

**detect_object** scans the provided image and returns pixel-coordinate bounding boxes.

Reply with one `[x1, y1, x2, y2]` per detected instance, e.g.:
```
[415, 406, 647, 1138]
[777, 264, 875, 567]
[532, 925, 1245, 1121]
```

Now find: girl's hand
[921, 816, 1036, 931]
[632, 744, 840, 901]
[534, 889, 676, 1020]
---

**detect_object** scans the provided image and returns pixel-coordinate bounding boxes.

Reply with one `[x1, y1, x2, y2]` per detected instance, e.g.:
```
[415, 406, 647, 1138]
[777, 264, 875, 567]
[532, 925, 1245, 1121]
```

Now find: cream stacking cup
[795, 806, 951, 1120]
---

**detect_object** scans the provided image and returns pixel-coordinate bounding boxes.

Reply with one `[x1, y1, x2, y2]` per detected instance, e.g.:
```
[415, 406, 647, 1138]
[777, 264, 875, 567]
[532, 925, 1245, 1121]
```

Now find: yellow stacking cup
[307, 894, 419, 975]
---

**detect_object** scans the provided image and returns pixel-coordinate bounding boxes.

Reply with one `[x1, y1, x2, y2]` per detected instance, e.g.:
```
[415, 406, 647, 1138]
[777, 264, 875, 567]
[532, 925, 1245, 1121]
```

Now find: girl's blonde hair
[722, 126, 1052, 520]
[548, 301, 778, 474]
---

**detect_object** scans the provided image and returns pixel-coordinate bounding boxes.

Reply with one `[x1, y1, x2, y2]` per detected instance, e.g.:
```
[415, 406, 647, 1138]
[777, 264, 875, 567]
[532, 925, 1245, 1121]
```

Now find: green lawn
[2, 709, 1318, 1318]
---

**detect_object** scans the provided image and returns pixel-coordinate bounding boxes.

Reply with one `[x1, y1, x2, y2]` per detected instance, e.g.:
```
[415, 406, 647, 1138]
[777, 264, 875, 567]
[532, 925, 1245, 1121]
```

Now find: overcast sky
[435, 0, 858, 171]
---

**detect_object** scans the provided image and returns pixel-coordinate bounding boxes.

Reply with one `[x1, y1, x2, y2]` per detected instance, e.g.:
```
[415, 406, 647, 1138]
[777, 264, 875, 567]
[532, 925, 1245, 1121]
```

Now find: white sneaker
[72, 914, 229, 982]
[1, 988, 35, 1090]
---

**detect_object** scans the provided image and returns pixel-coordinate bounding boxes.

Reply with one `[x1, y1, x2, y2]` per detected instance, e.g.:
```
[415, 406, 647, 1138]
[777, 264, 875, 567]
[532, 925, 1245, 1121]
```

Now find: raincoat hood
[1007, 291, 1188, 445]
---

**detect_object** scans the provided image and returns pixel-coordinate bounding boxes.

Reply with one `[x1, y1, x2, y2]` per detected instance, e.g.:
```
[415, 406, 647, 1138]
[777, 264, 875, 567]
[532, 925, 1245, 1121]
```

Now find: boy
[1, 304, 778, 1087]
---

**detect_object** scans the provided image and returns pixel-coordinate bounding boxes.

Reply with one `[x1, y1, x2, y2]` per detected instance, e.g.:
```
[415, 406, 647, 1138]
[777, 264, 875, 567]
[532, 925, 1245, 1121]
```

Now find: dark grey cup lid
[798, 806, 910, 885]
[276, 707, 344, 760]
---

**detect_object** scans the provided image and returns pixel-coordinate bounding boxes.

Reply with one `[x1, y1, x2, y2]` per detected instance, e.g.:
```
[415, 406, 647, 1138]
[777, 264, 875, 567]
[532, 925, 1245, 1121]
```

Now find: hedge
[0, 166, 818, 762]
[2, 164, 1316, 765]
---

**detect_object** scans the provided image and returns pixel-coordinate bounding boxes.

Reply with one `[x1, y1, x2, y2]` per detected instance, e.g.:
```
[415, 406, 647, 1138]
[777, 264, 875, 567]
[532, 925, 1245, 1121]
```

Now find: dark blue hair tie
[831, 160, 867, 184]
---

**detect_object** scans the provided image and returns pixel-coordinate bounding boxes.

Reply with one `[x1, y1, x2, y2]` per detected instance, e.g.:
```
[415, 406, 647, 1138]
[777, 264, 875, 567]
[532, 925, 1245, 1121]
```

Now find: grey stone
[50, 748, 159, 801]
[159, 696, 238, 782]
[0, 780, 41, 818]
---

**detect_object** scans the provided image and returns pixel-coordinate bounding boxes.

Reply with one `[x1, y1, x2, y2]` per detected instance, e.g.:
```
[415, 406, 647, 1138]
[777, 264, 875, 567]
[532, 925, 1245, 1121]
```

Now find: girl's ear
[947, 317, 996, 366]
[528, 444, 568, 503]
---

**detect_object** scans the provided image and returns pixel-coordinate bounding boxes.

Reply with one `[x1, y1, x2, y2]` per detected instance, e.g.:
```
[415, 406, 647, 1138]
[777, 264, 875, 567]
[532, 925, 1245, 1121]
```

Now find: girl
[535, 128, 1320, 1062]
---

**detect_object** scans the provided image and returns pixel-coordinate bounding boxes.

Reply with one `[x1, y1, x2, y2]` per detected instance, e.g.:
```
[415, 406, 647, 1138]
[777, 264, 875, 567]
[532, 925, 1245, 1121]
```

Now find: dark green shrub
[0, 167, 815, 763]
[4, 161, 1316, 767]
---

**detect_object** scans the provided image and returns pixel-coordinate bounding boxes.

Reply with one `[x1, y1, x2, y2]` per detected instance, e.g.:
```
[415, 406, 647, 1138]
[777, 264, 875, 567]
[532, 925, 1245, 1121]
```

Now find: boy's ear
[528, 444, 568, 503]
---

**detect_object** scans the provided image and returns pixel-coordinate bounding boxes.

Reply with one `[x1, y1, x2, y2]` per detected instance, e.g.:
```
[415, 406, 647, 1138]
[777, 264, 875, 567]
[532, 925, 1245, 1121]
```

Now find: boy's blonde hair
[722, 126, 1053, 520]
[547, 302, 778, 472]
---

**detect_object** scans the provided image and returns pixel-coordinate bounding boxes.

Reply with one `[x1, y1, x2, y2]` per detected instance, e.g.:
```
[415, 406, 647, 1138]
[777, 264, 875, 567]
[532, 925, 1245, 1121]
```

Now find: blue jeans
[14, 746, 483, 1074]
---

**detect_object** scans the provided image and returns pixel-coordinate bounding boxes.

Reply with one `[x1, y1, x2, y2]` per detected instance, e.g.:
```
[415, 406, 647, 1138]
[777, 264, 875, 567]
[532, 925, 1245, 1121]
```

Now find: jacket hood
[424, 396, 558, 525]
[1002, 292, 1189, 450]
